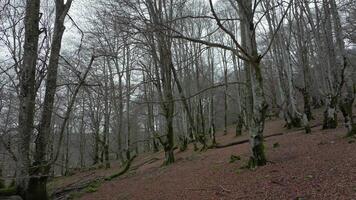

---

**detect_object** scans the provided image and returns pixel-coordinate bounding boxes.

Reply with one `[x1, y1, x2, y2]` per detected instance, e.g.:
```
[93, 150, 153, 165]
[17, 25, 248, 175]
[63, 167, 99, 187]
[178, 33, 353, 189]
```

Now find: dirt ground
[51, 114, 356, 200]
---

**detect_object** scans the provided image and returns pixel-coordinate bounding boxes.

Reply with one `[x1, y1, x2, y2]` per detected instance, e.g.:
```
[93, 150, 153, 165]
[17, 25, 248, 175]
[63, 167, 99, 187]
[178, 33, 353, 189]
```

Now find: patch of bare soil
[53, 115, 356, 200]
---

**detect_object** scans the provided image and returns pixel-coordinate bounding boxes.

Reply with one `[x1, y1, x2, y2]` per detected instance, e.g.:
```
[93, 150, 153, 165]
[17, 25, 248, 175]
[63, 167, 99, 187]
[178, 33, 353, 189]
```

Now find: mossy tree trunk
[26, 164, 50, 200]
[297, 4, 313, 121]
[235, 115, 243, 136]
[248, 59, 268, 167]
[163, 108, 175, 165]
[264, 0, 302, 129]
[321, 0, 341, 130]
[339, 97, 355, 136]
[238, 0, 268, 167]
[323, 95, 338, 129]
[329, 0, 355, 136]
[17, 0, 73, 199]
[0, 167, 5, 189]
[146, 0, 177, 165]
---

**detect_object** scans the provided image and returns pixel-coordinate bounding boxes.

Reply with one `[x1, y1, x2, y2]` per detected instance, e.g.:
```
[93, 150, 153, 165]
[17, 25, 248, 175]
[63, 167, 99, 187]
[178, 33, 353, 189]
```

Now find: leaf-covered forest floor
[50, 111, 356, 200]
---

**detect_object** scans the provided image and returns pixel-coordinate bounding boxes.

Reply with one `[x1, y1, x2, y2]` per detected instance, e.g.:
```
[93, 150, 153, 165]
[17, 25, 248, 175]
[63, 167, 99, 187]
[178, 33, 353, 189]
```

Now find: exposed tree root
[51, 177, 104, 199]
[52, 155, 138, 199]
[130, 157, 160, 171]
[209, 133, 284, 149]
[209, 123, 322, 150]
[105, 154, 137, 181]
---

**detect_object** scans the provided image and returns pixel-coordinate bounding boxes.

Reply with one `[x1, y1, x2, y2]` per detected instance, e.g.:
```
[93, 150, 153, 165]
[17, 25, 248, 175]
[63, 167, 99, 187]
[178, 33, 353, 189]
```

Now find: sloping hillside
[50, 116, 356, 200]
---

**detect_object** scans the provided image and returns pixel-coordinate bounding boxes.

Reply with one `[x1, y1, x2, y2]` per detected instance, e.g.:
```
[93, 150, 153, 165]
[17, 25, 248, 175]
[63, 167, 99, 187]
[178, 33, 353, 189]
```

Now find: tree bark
[16, 0, 41, 198]
[238, 0, 268, 167]
[146, 0, 175, 165]
[330, 0, 355, 136]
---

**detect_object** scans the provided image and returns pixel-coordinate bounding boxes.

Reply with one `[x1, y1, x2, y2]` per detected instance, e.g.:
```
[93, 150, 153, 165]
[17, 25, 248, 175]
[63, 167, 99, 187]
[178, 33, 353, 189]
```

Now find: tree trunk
[329, 0, 355, 136]
[235, 115, 243, 136]
[322, 0, 339, 129]
[65, 124, 70, 175]
[143, 72, 158, 152]
[20, 1, 73, 198]
[79, 97, 85, 168]
[125, 43, 131, 160]
[323, 95, 338, 129]
[238, 0, 267, 167]
[162, 50, 175, 165]
[103, 61, 111, 169]
[16, 0, 41, 198]
[146, 0, 175, 164]
[222, 50, 228, 135]
[208, 47, 216, 145]
[171, 59, 199, 147]
[93, 127, 100, 165]
[109, 57, 123, 162]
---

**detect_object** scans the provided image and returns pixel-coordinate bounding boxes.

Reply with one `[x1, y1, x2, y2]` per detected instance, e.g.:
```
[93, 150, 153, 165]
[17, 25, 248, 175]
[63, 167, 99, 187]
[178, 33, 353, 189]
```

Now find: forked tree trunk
[24, 1, 73, 198]
[238, 0, 267, 167]
[146, 0, 175, 165]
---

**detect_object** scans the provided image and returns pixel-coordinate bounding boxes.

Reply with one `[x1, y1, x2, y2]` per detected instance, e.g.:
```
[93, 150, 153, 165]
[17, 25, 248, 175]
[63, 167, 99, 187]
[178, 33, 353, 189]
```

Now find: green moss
[272, 142, 280, 148]
[68, 191, 84, 199]
[346, 125, 356, 137]
[250, 142, 266, 168]
[322, 108, 338, 129]
[178, 136, 188, 152]
[229, 155, 241, 163]
[305, 125, 311, 134]
[235, 115, 243, 136]
[9, 180, 15, 188]
[291, 117, 302, 128]
[84, 181, 101, 193]
[296, 197, 306, 200]
[235, 169, 242, 174]
[0, 186, 16, 196]
[0, 179, 5, 189]
[305, 174, 313, 180]
[0, 169, 4, 189]
[163, 150, 175, 166]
